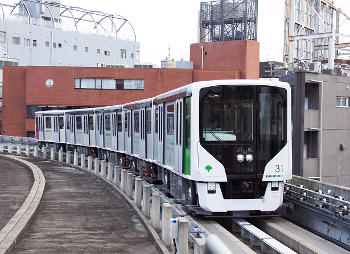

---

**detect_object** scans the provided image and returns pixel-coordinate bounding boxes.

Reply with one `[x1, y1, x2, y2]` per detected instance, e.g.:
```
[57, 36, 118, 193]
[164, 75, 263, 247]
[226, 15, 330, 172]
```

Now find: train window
[76, 116, 82, 130]
[128, 112, 131, 137]
[112, 114, 116, 136]
[146, 110, 151, 134]
[134, 111, 140, 133]
[59, 117, 64, 129]
[117, 114, 122, 132]
[35, 117, 39, 132]
[88, 115, 94, 130]
[100, 115, 103, 135]
[66, 116, 70, 129]
[54, 118, 57, 132]
[97, 115, 100, 130]
[45, 117, 51, 129]
[105, 114, 111, 131]
[155, 108, 158, 134]
[185, 100, 190, 149]
[166, 104, 174, 135]
[72, 116, 74, 132]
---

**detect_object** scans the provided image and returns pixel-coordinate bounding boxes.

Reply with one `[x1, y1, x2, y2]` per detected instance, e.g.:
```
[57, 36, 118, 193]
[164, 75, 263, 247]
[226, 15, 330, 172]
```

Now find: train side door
[88, 114, 96, 147]
[37, 116, 44, 140]
[153, 106, 158, 161]
[183, 97, 191, 175]
[58, 116, 65, 143]
[175, 99, 183, 173]
[53, 116, 59, 142]
[104, 113, 112, 149]
[117, 112, 124, 151]
[111, 112, 117, 151]
[164, 102, 175, 168]
[96, 113, 104, 148]
[83, 115, 89, 146]
[146, 108, 153, 160]
[140, 108, 146, 158]
[157, 104, 164, 164]
[125, 110, 132, 154]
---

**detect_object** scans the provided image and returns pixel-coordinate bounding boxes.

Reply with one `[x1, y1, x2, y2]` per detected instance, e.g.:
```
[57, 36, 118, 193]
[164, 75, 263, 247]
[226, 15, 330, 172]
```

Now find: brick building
[2, 40, 259, 137]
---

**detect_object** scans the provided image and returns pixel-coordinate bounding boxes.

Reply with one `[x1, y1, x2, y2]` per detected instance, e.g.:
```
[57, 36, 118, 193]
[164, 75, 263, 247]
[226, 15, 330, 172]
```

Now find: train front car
[192, 80, 292, 213]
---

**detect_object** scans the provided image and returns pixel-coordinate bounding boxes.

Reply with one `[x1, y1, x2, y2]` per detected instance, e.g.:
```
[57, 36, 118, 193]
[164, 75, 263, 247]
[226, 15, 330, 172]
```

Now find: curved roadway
[13, 158, 159, 254]
[0, 157, 33, 230]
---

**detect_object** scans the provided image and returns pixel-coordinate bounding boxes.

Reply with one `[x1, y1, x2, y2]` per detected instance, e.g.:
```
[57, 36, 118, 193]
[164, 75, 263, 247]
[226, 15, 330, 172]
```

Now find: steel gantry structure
[199, 0, 258, 42]
[0, 0, 136, 41]
[284, 0, 350, 71]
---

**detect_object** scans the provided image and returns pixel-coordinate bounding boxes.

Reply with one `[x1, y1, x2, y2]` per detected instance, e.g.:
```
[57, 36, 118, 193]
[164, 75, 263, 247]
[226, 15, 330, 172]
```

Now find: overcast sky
[61, 0, 350, 65]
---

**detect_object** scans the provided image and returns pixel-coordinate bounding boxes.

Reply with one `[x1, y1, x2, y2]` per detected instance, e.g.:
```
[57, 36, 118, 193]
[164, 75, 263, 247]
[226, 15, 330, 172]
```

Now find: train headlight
[237, 154, 244, 162]
[246, 154, 253, 162]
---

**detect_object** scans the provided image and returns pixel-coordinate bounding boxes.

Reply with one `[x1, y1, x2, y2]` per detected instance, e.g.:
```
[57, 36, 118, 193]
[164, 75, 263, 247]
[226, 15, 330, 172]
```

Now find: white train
[35, 80, 292, 213]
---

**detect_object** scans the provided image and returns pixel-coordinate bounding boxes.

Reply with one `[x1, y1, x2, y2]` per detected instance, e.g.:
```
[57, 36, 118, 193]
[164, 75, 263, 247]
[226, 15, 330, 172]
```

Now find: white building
[0, 0, 140, 67]
[0, 0, 141, 133]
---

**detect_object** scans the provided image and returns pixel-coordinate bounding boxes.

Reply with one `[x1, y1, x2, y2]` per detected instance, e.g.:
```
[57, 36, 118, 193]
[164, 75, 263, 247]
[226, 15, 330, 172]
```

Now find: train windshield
[199, 86, 254, 142]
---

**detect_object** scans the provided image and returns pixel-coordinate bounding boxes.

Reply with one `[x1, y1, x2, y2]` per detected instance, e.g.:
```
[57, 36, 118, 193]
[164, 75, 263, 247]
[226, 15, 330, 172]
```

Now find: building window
[24, 38, 30, 46]
[74, 78, 144, 90]
[104, 50, 110, 56]
[120, 49, 126, 58]
[0, 31, 6, 43]
[12, 36, 20, 45]
[131, 53, 134, 59]
[124, 79, 144, 90]
[97, 48, 100, 54]
[58, 43, 62, 48]
[33, 40, 37, 47]
[73, 45, 77, 51]
[336, 97, 349, 107]
[85, 46, 88, 52]
[102, 79, 116, 89]
[53, 43, 56, 48]
[304, 131, 318, 158]
[45, 41, 50, 47]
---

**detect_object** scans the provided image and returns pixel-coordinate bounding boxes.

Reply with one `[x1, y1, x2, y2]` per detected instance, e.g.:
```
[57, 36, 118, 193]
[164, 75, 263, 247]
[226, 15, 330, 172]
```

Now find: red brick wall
[190, 40, 259, 79]
[3, 67, 244, 136]
[2, 67, 27, 136]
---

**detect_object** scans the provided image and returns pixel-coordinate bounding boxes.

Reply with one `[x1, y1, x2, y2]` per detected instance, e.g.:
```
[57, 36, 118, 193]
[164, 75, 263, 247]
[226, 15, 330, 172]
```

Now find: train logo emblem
[205, 165, 213, 172]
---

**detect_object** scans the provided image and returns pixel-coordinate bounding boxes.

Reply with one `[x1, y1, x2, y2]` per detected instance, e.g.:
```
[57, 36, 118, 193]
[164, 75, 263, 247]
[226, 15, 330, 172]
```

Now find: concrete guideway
[196, 219, 256, 254]
[13, 158, 159, 254]
[0, 155, 45, 254]
[252, 217, 349, 254]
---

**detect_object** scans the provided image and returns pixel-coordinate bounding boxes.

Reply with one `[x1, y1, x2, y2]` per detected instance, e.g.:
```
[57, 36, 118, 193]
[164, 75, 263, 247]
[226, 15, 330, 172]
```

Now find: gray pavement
[13, 158, 159, 254]
[0, 157, 33, 230]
